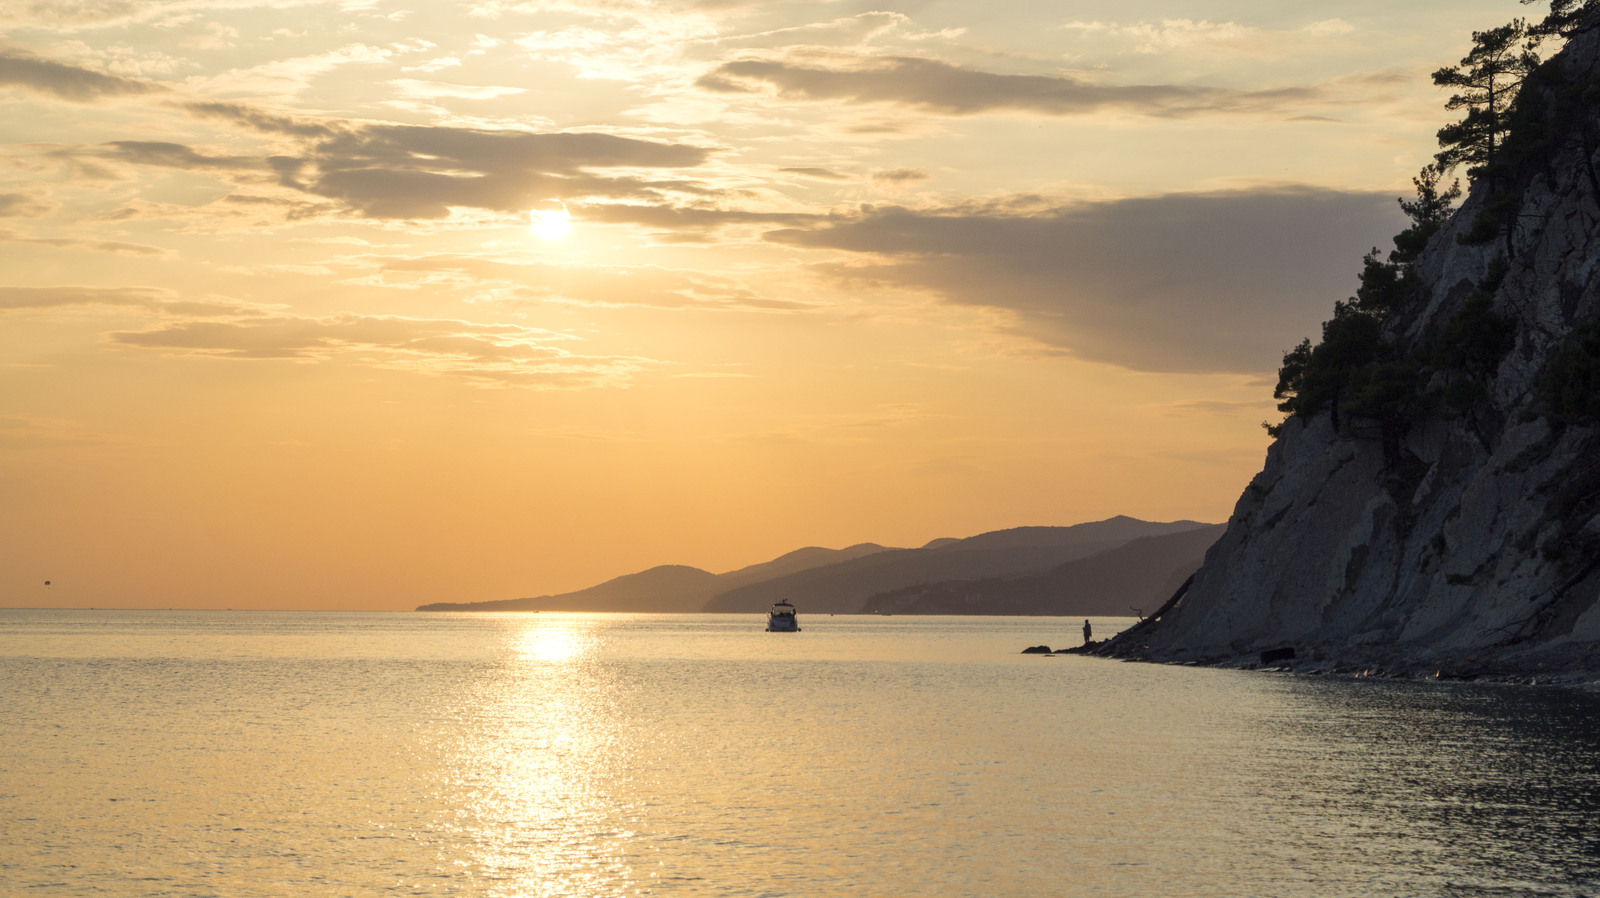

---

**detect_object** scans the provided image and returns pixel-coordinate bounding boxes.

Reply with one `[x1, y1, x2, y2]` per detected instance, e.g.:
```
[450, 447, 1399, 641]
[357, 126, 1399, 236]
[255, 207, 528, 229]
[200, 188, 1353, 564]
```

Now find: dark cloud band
[699, 55, 1321, 118]
[765, 187, 1408, 374]
[0, 52, 163, 102]
[78, 101, 719, 220]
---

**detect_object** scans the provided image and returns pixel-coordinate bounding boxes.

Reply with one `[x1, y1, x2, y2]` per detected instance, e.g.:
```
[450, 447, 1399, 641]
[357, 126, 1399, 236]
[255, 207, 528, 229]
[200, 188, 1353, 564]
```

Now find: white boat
[765, 600, 801, 632]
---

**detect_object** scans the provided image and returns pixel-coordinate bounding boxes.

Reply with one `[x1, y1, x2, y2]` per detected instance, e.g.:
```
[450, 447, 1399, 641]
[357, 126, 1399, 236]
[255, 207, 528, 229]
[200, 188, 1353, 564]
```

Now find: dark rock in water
[1259, 647, 1297, 665]
[1021, 645, 1052, 654]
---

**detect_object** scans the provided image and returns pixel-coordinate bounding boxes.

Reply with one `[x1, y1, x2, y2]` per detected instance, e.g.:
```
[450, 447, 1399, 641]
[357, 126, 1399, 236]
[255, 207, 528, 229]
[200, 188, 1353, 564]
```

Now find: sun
[529, 202, 572, 241]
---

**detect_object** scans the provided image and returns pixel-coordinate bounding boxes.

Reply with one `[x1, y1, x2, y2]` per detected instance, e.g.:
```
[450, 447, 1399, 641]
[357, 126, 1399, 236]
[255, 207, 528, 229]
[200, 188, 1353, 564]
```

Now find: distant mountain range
[417, 515, 1221, 616]
[860, 525, 1225, 616]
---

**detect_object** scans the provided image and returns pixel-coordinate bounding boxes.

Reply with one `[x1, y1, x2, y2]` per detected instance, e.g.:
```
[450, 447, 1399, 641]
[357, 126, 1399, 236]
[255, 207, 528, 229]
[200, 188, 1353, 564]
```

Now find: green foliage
[1272, 339, 1312, 418]
[1272, 304, 1385, 430]
[1435, 260, 1515, 378]
[1263, 2, 1600, 449]
[1268, 166, 1457, 436]
[1438, 3, 1600, 250]
[1458, 191, 1522, 246]
[1433, 19, 1542, 184]
[1394, 164, 1462, 259]
[1539, 322, 1600, 424]
[1522, 0, 1600, 37]
[1344, 361, 1424, 427]
[1269, 255, 1514, 452]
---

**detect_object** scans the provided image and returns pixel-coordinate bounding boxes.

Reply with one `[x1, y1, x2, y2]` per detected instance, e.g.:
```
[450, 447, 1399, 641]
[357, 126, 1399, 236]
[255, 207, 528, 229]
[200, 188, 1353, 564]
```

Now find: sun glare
[529, 203, 572, 241]
[516, 624, 590, 662]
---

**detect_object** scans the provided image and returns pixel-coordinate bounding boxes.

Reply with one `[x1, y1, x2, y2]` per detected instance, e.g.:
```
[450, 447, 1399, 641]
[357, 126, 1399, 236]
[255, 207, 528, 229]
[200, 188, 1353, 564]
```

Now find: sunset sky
[3, 0, 1517, 610]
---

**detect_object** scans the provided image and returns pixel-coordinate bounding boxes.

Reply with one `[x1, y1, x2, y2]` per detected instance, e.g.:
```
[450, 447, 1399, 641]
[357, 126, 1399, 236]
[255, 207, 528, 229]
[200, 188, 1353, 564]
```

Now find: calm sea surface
[2, 610, 1598, 897]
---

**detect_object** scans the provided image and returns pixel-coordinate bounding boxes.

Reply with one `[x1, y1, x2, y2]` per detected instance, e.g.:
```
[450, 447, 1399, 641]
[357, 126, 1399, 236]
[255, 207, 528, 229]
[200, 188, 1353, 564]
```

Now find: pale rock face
[1107, 24, 1600, 676]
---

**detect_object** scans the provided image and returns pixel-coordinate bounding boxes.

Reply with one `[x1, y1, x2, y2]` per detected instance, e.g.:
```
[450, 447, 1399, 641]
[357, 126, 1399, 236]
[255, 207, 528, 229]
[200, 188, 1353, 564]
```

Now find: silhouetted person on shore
[1083, 619, 1092, 645]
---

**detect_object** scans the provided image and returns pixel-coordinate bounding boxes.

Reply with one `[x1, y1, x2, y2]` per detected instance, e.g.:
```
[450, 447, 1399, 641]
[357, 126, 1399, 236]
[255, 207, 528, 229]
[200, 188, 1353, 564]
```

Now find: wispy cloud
[872, 167, 928, 184]
[387, 78, 526, 100]
[190, 43, 391, 98]
[0, 285, 257, 315]
[704, 11, 911, 51]
[367, 254, 812, 312]
[0, 0, 331, 30]
[0, 51, 165, 101]
[1, 283, 653, 387]
[111, 312, 654, 389]
[574, 202, 817, 237]
[46, 101, 723, 220]
[779, 167, 851, 181]
[698, 52, 1388, 118]
[0, 192, 54, 217]
[0, 229, 172, 256]
[1061, 18, 1356, 57]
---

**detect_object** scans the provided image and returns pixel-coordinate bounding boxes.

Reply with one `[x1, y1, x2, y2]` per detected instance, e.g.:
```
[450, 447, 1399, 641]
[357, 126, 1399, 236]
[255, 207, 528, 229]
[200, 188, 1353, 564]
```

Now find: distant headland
[417, 516, 1222, 616]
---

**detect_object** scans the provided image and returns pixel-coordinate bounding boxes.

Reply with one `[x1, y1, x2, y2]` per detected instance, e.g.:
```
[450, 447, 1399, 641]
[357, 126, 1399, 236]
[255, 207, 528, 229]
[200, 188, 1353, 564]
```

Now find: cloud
[698, 54, 1339, 118]
[182, 100, 337, 138]
[764, 187, 1409, 374]
[872, 167, 929, 184]
[110, 312, 652, 388]
[0, 285, 255, 315]
[0, 51, 164, 101]
[0, 229, 172, 256]
[1, 281, 651, 387]
[98, 140, 263, 170]
[0, 0, 325, 29]
[575, 202, 817, 235]
[707, 12, 910, 51]
[0, 193, 53, 217]
[1158, 399, 1275, 416]
[367, 253, 812, 311]
[780, 167, 851, 181]
[74, 102, 719, 219]
[1062, 18, 1356, 57]
[0, 285, 176, 310]
[388, 79, 526, 100]
[194, 44, 392, 98]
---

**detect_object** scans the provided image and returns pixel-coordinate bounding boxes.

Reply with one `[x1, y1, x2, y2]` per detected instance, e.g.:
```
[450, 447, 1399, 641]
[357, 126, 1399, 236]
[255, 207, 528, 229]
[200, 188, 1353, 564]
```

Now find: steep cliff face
[1104, 26, 1600, 676]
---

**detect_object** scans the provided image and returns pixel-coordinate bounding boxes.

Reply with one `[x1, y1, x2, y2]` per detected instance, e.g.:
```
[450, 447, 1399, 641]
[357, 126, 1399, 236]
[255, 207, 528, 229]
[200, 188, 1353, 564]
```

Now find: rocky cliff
[1100, 23, 1600, 677]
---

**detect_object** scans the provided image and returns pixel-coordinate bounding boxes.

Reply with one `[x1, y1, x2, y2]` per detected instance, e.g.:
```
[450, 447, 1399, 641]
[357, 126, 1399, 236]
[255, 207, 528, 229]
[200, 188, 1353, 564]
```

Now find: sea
[2, 609, 1598, 897]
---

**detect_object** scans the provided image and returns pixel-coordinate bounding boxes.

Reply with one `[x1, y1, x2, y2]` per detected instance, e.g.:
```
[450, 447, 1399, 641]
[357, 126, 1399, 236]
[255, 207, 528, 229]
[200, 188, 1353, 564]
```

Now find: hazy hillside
[701, 517, 1215, 614]
[417, 565, 719, 613]
[419, 516, 1217, 615]
[712, 543, 891, 592]
[418, 543, 894, 612]
[933, 518, 1205, 552]
[862, 525, 1225, 616]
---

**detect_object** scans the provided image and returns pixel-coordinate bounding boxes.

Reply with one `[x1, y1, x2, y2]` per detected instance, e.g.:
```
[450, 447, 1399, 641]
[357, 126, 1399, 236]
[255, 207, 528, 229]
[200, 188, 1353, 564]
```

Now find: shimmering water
[2, 610, 1598, 897]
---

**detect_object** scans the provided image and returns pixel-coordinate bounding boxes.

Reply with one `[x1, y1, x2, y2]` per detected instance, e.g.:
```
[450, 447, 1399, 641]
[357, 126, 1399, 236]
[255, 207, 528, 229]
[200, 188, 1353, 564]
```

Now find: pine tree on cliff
[1267, 0, 1597, 442]
[1524, 0, 1600, 37]
[1434, 20, 1541, 184]
[1433, 19, 1542, 256]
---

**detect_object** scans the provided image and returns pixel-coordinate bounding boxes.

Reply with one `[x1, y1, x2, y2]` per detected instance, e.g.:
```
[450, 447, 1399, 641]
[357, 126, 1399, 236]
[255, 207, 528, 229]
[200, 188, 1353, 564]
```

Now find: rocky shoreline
[1029, 640, 1600, 686]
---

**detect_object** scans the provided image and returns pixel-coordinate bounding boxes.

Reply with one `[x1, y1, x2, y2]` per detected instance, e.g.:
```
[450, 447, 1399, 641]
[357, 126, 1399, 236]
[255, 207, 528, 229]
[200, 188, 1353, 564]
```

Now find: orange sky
[2, 0, 1522, 609]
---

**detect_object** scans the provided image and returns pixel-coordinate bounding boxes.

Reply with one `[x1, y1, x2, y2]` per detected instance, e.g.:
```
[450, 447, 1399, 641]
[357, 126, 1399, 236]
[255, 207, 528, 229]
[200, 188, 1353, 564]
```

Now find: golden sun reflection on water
[438, 617, 638, 897]
[516, 624, 591, 663]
